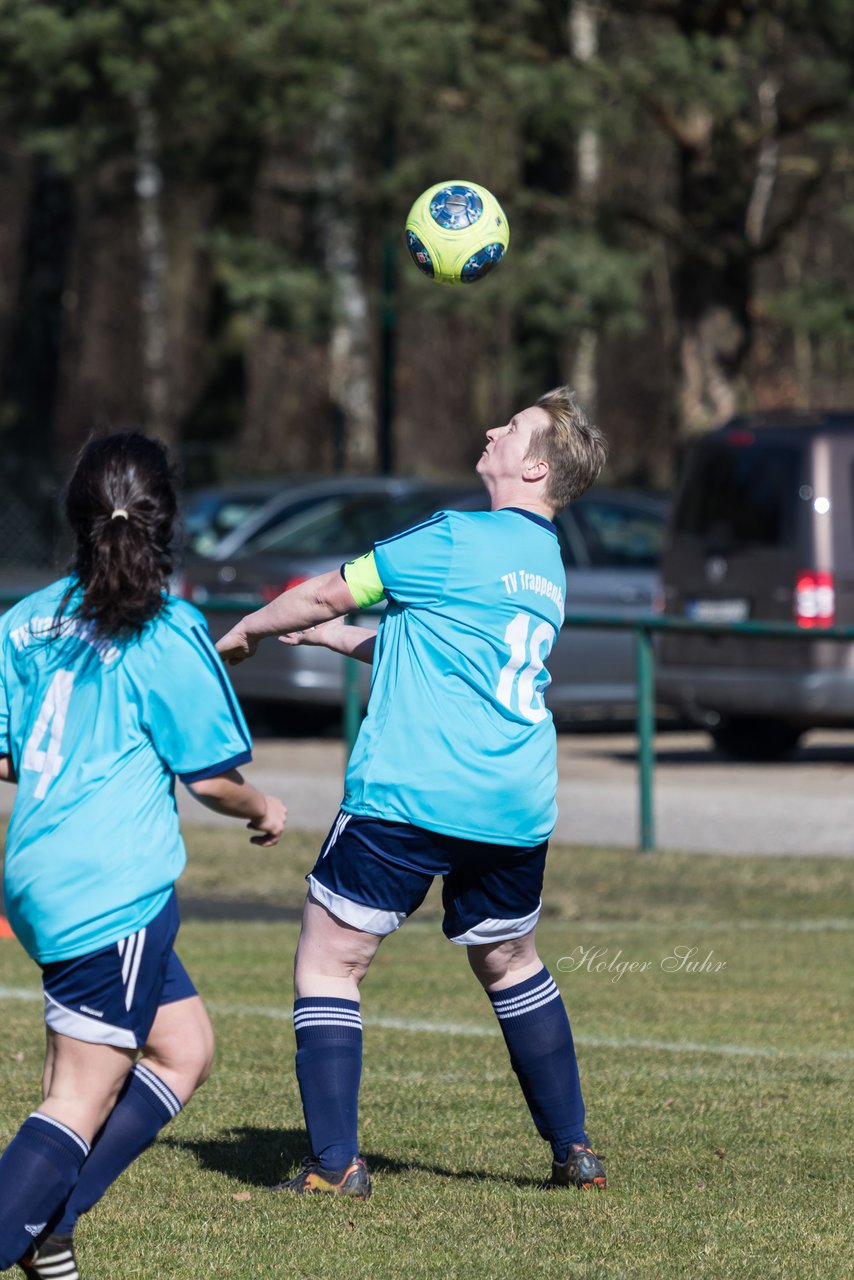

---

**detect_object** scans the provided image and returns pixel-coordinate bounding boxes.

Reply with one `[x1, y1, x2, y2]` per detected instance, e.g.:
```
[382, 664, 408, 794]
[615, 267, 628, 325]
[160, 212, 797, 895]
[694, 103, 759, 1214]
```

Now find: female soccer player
[0, 433, 286, 1279]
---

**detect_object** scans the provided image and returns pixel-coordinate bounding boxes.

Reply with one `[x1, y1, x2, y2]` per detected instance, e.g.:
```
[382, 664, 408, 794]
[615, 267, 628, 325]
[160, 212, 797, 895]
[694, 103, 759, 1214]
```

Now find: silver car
[183, 483, 667, 721]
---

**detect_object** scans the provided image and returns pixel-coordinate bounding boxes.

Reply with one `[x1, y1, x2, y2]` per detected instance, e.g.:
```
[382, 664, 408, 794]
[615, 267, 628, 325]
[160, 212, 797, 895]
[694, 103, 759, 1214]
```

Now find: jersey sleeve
[142, 614, 252, 781]
[371, 512, 454, 606]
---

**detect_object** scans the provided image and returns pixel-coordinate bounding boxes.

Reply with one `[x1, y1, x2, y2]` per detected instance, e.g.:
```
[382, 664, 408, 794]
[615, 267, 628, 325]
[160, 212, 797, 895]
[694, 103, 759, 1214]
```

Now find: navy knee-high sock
[51, 1063, 182, 1236]
[293, 997, 363, 1171]
[0, 1114, 89, 1269]
[487, 967, 587, 1161]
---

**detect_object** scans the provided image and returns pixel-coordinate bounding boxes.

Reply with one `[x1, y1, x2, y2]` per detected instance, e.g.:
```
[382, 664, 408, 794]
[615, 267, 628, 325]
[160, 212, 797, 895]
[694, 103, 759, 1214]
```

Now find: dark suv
[658, 413, 854, 759]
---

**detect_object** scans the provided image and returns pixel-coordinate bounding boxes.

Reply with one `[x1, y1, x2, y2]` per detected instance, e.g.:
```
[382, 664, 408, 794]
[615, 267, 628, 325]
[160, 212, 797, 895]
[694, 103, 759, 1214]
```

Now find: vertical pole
[635, 624, 656, 852]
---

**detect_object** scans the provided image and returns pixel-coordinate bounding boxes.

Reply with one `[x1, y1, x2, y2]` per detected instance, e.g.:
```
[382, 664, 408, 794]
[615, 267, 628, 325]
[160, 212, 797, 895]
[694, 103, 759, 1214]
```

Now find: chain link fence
[0, 465, 68, 585]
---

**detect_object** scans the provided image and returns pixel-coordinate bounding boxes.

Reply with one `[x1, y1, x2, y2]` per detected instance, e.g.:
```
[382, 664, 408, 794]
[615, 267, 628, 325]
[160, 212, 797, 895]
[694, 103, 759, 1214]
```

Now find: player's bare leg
[39, 1032, 135, 1145]
[274, 894, 382, 1198]
[466, 930, 543, 991]
[468, 928, 606, 1190]
[21, 998, 216, 1278]
[1, 1035, 133, 1277]
[293, 893, 383, 1000]
[139, 995, 215, 1103]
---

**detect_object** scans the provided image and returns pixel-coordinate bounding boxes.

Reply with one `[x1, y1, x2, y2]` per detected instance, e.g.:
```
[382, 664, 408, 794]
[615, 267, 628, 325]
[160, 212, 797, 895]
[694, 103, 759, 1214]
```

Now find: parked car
[554, 489, 667, 720]
[183, 482, 669, 721]
[195, 475, 430, 562]
[658, 412, 854, 758]
[181, 479, 291, 558]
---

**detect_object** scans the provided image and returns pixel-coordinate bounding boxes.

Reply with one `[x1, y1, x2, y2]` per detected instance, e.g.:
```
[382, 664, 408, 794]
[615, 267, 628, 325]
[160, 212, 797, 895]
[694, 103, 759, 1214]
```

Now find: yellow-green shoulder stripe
[342, 551, 386, 609]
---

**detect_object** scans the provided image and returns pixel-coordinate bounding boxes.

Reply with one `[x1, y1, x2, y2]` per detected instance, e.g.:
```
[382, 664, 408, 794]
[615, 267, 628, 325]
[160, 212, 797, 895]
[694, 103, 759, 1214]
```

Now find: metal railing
[339, 612, 854, 853]
[4, 588, 853, 854]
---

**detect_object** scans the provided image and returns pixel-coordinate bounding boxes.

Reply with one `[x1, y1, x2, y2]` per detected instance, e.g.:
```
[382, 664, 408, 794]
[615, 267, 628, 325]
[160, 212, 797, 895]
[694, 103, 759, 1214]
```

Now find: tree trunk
[569, 0, 599, 412]
[675, 133, 752, 433]
[132, 88, 173, 448]
[316, 77, 376, 471]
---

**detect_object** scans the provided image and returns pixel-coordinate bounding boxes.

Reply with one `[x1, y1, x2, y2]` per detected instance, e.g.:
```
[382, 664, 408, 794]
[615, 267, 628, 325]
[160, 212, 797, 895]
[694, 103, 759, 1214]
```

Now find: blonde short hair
[528, 386, 607, 513]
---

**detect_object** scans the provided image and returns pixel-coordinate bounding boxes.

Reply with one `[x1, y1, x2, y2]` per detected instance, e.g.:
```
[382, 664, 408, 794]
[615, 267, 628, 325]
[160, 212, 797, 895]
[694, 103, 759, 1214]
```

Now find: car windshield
[235, 491, 459, 557]
[563, 498, 667, 569]
[673, 437, 805, 548]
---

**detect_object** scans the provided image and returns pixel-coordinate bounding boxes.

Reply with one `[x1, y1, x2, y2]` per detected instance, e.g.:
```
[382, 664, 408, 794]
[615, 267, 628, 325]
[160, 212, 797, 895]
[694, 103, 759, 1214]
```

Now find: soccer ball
[404, 181, 510, 285]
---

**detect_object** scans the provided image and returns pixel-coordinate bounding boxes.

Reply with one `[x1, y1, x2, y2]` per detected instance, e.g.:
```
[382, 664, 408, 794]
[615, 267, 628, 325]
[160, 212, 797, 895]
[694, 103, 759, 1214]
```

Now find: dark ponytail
[60, 432, 178, 640]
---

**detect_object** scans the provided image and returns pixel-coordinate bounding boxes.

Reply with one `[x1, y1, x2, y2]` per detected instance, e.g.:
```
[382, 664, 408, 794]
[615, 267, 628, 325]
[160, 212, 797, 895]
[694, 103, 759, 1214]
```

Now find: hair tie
[111, 508, 129, 521]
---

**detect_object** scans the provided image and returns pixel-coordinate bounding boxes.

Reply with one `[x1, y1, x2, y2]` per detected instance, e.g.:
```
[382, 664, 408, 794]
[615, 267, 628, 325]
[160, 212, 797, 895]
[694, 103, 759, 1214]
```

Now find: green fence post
[635, 624, 656, 853]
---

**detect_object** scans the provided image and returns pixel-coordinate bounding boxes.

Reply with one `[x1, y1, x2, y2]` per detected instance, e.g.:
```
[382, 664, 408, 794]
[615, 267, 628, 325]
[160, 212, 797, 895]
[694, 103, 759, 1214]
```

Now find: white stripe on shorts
[307, 875, 406, 935]
[124, 926, 146, 1010]
[43, 992, 138, 1050]
[449, 902, 542, 947]
[319, 811, 352, 861]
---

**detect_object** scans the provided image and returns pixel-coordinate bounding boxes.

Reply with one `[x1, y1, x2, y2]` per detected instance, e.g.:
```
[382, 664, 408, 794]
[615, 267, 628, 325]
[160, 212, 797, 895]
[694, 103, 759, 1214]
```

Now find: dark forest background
[2, 0, 854, 551]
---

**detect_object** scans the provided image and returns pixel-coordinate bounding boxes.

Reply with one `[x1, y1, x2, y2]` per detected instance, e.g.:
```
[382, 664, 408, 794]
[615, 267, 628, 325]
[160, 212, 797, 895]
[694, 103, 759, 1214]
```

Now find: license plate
[685, 598, 749, 623]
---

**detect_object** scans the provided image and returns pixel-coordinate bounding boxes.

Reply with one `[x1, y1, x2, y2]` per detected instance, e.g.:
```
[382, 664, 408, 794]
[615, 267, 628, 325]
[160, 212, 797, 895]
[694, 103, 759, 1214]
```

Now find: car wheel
[709, 716, 803, 762]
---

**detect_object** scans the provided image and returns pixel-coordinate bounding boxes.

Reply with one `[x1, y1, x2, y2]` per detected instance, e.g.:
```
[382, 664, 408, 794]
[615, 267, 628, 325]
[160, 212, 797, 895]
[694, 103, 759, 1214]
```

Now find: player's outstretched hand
[278, 620, 341, 649]
[216, 622, 258, 665]
[248, 794, 287, 847]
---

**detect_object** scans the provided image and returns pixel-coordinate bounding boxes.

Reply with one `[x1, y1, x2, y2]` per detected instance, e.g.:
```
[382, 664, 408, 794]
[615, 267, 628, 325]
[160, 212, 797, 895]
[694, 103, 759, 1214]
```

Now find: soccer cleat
[547, 1142, 607, 1190]
[271, 1156, 372, 1199]
[18, 1233, 80, 1279]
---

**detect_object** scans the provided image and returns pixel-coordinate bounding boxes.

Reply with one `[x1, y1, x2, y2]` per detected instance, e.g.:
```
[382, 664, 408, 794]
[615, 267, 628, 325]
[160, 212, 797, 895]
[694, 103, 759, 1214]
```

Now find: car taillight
[174, 576, 207, 604]
[794, 571, 835, 628]
[259, 575, 310, 603]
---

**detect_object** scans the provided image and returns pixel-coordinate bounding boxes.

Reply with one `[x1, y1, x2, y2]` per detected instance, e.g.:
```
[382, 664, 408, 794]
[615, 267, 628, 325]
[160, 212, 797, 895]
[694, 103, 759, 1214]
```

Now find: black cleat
[547, 1142, 607, 1190]
[271, 1155, 372, 1199]
[18, 1233, 80, 1279]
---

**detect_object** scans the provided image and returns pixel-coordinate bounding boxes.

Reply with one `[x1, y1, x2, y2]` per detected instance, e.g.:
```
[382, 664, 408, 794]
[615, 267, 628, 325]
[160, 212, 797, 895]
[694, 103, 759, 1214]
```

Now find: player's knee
[467, 934, 540, 989]
[145, 1004, 215, 1097]
[187, 1018, 216, 1089]
[295, 941, 374, 988]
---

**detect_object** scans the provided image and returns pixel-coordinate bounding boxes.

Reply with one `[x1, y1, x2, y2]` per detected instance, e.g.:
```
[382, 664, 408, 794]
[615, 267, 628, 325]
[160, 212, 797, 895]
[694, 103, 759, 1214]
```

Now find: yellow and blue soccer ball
[405, 181, 510, 285]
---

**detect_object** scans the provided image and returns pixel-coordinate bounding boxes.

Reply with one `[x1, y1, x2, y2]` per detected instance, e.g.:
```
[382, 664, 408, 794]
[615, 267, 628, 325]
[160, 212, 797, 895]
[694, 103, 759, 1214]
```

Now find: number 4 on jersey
[23, 669, 75, 799]
[496, 612, 554, 723]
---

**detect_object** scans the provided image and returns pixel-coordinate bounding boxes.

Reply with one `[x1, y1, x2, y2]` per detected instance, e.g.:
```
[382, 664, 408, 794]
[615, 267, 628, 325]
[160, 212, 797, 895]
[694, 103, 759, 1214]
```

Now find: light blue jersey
[0, 579, 252, 963]
[343, 508, 564, 845]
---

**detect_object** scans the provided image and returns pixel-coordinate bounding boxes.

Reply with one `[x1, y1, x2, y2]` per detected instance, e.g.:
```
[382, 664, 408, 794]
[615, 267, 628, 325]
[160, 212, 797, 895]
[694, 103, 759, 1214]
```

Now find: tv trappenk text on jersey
[556, 946, 727, 983]
[500, 570, 564, 619]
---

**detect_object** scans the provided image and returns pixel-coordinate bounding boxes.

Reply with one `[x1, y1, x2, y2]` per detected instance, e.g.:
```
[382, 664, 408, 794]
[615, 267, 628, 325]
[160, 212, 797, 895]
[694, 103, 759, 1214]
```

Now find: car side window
[567, 499, 666, 569]
[555, 514, 587, 567]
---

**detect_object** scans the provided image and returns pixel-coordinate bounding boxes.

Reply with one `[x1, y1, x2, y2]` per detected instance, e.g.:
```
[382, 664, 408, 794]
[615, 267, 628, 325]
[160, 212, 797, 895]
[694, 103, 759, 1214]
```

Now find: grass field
[1, 828, 852, 1279]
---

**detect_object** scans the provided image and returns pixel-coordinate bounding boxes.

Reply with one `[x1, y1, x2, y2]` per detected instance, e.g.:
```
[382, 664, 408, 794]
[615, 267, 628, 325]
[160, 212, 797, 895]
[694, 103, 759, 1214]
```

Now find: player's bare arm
[187, 770, 287, 846]
[216, 569, 359, 665]
[0, 755, 16, 784]
[279, 618, 377, 665]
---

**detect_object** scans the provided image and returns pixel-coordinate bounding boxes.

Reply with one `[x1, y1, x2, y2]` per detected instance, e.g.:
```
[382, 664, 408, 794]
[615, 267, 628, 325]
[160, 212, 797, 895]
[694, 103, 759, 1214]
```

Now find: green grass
[1, 830, 852, 1279]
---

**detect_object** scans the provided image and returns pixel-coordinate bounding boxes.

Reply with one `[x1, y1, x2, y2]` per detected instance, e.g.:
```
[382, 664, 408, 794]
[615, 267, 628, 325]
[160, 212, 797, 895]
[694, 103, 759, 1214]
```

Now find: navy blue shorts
[40, 890, 197, 1050]
[308, 811, 548, 944]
